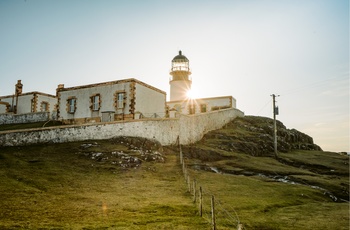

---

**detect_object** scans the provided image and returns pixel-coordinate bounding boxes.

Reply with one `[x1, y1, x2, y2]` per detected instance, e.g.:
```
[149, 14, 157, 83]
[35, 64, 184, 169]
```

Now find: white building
[1, 51, 239, 125]
[167, 96, 236, 115]
[57, 78, 166, 124]
[167, 51, 237, 115]
[0, 80, 57, 115]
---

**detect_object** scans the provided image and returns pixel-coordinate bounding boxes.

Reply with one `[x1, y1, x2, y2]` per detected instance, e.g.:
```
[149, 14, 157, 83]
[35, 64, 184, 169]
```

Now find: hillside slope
[182, 116, 348, 201]
[0, 116, 348, 229]
[179, 116, 349, 229]
[201, 115, 322, 156]
[0, 138, 208, 229]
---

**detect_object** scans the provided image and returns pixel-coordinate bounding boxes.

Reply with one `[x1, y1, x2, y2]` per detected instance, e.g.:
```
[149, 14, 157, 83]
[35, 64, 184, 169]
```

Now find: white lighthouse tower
[169, 50, 192, 101]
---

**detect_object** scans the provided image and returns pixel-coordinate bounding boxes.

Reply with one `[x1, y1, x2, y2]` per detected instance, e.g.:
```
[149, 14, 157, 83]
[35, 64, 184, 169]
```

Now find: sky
[0, 0, 349, 152]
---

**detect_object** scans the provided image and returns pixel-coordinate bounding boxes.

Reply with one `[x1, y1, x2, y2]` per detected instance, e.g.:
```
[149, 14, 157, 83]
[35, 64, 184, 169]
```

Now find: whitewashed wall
[204, 96, 236, 109]
[58, 79, 166, 122]
[0, 97, 14, 112]
[0, 94, 33, 114]
[59, 82, 131, 121]
[0, 108, 243, 146]
[135, 83, 166, 118]
[167, 96, 236, 115]
[0, 93, 57, 114]
[2, 94, 32, 114]
[17, 94, 33, 114]
[36, 94, 57, 112]
[178, 108, 242, 144]
[0, 103, 8, 113]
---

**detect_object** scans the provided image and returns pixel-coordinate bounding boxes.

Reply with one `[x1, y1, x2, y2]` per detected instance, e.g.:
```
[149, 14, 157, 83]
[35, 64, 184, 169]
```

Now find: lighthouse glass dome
[171, 51, 190, 72]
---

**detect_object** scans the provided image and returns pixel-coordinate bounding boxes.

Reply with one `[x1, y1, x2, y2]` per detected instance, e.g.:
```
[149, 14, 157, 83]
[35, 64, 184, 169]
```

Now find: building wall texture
[167, 96, 236, 115]
[0, 92, 57, 114]
[0, 108, 243, 146]
[0, 102, 10, 113]
[135, 83, 166, 118]
[57, 79, 166, 124]
[58, 82, 132, 122]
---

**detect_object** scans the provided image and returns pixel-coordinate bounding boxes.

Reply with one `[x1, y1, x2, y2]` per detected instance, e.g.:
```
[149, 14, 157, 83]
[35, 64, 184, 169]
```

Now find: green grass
[0, 139, 349, 229]
[279, 150, 349, 175]
[182, 141, 349, 229]
[189, 167, 349, 229]
[0, 142, 208, 229]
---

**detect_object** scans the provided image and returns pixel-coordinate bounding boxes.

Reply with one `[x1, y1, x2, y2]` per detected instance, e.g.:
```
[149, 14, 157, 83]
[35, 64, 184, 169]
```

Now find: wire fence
[178, 141, 245, 230]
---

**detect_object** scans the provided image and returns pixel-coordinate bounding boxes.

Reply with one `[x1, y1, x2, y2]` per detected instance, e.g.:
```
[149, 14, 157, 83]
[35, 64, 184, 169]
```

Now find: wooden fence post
[187, 175, 191, 193]
[179, 146, 183, 164]
[211, 195, 216, 230]
[182, 160, 186, 175]
[183, 161, 186, 178]
[193, 179, 196, 203]
[199, 186, 203, 217]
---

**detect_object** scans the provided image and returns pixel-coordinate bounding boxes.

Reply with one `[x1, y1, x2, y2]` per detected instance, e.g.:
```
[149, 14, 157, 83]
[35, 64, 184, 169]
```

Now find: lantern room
[169, 50, 192, 101]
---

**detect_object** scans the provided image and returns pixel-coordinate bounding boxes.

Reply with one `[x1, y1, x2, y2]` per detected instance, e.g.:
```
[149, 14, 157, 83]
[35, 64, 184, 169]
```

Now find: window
[90, 94, 100, 111]
[117, 92, 124, 109]
[189, 104, 195, 115]
[68, 98, 76, 113]
[41, 102, 49, 112]
[200, 104, 207, 113]
[93, 95, 99, 111]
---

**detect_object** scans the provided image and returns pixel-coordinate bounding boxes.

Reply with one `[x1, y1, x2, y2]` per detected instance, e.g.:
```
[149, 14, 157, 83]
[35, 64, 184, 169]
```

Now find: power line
[256, 98, 272, 115]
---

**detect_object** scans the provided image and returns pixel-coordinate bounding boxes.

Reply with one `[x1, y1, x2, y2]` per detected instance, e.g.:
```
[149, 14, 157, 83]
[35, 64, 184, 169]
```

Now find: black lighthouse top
[172, 50, 189, 62]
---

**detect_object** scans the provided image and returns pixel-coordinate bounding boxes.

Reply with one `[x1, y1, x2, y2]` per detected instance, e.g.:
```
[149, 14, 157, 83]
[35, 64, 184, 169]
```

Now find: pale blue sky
[0, 0, 349, 152]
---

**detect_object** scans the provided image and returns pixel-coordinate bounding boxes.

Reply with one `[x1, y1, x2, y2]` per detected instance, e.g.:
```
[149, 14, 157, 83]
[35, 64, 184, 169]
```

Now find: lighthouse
[169, 50, 192, 101]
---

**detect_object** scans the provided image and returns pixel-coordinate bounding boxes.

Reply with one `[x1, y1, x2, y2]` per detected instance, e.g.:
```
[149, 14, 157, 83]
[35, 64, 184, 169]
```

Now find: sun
[186, 89, 199, 99]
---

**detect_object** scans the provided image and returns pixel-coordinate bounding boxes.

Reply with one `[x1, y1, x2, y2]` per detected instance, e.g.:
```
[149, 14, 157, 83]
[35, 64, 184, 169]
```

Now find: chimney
[15, 80, 23, 96]
[56, 84, 64, 96]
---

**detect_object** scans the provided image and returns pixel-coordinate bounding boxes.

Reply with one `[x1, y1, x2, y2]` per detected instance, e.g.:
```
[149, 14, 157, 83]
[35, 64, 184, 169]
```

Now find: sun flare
[186, 89, 199, 99]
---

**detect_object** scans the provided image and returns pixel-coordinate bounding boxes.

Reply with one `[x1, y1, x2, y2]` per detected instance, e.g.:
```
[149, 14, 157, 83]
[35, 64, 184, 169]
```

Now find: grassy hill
[181, 116, 349, 229]
[0, 116, 349, 229]
[0, 138, 208, 229]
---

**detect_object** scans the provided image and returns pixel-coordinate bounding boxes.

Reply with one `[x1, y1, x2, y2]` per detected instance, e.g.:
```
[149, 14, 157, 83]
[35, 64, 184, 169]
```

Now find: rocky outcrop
[199, 116, 322, 156]
[77, 137, 165, 170]
[110, 136, 163, 152]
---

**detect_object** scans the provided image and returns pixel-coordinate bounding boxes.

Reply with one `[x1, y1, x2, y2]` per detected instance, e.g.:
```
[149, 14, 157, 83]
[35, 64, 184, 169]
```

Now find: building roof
[0, 91, 56, 99]
[172, 50, 189, 62]
[57, 78, 166, 95]
[167, 95, 234, 104]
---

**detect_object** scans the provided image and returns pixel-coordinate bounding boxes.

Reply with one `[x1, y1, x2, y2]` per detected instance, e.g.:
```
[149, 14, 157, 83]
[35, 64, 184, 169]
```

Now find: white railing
[171, 66, 191, 72]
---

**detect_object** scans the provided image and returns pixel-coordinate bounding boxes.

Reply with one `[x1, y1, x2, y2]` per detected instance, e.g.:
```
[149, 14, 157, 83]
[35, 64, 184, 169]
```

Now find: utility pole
[271, 94, 279, 158]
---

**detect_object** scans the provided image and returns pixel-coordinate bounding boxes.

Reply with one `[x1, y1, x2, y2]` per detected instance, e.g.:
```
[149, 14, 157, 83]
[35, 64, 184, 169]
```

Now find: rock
[110, 136, 163, 152]
[199, 116, 322, 156]
[79, 136, 165, 170]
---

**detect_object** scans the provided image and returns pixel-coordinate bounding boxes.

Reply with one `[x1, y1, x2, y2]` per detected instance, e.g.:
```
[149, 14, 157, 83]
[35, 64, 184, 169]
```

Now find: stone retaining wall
[0, 112, 50, 125]
[0, 108, 244, 146]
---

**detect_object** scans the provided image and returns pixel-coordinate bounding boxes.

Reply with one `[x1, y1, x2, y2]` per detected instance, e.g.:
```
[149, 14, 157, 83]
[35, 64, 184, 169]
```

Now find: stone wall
[179, 108, 243, 144]
[0, 108, 244, 146]
[0, 112, 50, 125]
